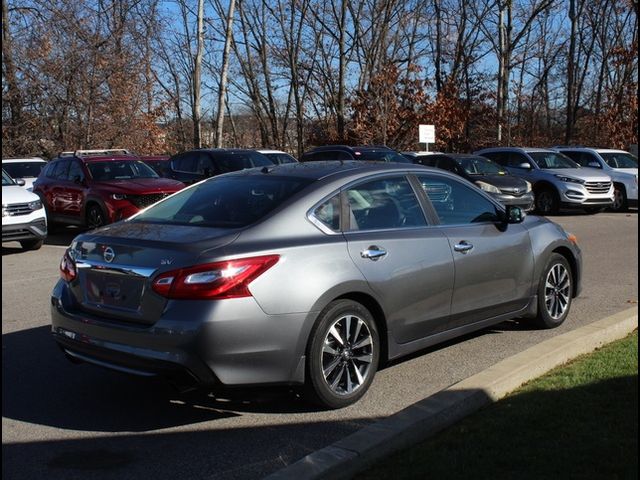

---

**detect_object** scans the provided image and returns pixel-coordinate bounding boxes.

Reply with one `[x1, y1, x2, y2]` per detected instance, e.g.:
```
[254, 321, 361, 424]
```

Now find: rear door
[344, 175, 454, 343]
[415, 173, 534, 329]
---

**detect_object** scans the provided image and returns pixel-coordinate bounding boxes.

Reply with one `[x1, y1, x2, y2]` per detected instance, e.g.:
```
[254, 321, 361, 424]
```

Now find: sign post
[418, 124, 435, 152]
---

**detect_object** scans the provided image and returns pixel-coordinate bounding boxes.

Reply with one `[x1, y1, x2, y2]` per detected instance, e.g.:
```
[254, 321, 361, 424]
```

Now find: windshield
[2, 169, 16, 186]
[87, 160, 159, 180]
[354, 151, 413, 163]
[528, 152, 579, 169]
[599, 152, 638, 169]
[458, 156, 506, 175]
[133, 175, 312, 228]
[2, 161, 46, 178]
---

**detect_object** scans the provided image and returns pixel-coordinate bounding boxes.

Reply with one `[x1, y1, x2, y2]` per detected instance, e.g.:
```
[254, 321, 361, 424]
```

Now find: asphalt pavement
[2, 211, 638, 480]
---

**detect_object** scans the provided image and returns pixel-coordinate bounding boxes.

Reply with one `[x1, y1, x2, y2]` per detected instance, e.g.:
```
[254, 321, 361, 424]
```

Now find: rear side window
[134, 175, 312, 228]
[312, 195, 341, 231]
[172, 154, 198, 173]
[346, 177, 427, 231]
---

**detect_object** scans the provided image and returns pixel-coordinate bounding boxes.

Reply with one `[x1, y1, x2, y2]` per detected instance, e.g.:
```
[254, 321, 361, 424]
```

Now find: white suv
[2, 169, 47, 250]
[554, 148, 638, 212]
[2, 157, 47, 191]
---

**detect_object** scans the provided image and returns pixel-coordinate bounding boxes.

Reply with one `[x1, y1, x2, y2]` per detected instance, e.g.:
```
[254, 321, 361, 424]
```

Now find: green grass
[357, 332, 638, 480]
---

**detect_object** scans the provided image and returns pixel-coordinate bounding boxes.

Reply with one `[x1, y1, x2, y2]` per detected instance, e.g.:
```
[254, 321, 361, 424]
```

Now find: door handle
[454, 241, 474, 254]
[361, 246, 387, 261]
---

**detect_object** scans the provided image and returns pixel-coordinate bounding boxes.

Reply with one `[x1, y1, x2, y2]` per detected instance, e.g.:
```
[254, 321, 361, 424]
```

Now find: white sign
[419, 124, 435, 144]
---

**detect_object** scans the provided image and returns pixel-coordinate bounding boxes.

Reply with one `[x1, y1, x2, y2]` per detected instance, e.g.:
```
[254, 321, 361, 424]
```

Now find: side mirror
[517, 162, 532, 170]
[587, 161, 601, 169]
[505, 205, 525, 224]
[15, 178, 26, 187]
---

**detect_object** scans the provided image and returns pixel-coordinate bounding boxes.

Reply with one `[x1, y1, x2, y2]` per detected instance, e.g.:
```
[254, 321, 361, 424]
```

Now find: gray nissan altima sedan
[51, 161, 582, 408]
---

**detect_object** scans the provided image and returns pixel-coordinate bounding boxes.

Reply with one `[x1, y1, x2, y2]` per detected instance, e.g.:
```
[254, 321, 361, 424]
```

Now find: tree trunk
[214, 0, 236, 147]
[193, 0, 204, 148]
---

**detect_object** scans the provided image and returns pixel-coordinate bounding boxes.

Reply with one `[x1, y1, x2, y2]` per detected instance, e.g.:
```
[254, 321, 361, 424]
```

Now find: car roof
[256, 149, 290, 154]
[308, 145, 394, 152]
[477, 147, 556, 153]
[223, 160, 435, 181]
[2, 157, 46, 163]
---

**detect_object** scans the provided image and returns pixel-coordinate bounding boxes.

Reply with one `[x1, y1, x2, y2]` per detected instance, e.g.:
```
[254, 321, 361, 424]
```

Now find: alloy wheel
[544, 263, 571, 319]
[321, 314, 374, 396]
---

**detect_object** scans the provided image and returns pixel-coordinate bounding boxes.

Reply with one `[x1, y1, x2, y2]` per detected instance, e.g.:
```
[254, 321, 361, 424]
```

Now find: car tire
[535, 188, 559, 215]
[86, 204, 107, 229]
[533, 253, 573, 329]
[306, 299, 380, 409]
[20, 239, 43, 251]
[611, 184, 629, 212]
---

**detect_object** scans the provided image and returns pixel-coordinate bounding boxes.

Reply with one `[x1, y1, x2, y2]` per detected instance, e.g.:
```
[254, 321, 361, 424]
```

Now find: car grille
[3, 203, 32, 216]
[129, 193, 171, 209]
[585, 181, 611, 194]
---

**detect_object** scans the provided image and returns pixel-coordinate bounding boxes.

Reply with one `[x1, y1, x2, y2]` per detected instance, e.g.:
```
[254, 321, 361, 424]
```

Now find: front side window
[133, 175, 311, 228]
[417, 175, 500, 225]
[67, 160, 85, 181]
[52, 160, 71, 179]
[346, 177, 426, 231]
[458, 156, 506, 175]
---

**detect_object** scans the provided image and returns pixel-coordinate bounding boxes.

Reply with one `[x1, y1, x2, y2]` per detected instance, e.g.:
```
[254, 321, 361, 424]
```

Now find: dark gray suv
[52, 162, 582, 408]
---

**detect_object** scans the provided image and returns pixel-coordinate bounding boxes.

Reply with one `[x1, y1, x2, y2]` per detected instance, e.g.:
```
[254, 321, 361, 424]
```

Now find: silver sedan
[51, 161, 582, 408]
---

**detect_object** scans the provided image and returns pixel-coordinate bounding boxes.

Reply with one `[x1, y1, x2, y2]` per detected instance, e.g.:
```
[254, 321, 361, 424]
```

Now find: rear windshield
[354, 151, 413, 163]
[87, 160, 159, 180]
[132, 175, 312, 228]
[2, 161, 46, 178]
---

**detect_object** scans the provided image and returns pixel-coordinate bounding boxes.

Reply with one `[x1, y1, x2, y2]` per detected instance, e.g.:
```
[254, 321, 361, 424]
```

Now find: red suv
[33, 149, 185, 229]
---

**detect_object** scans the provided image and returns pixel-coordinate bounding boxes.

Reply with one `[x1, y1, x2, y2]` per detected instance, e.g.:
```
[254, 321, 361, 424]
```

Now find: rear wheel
[86, 204, 107, 229]
[306, 300, 380, 409]
[535, 188, 559, 215]
[20, 239, 43, 250]
[532, 253, 573, 329]
[611, 184, 628, 212]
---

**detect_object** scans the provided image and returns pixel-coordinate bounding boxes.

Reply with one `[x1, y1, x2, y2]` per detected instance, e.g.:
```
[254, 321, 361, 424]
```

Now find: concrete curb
[265, 307, 638, 480]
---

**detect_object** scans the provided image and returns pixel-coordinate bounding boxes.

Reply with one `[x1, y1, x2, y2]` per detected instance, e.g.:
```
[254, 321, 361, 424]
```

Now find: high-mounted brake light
[151, 255, 280, 300]
[60, 251, 77, 282]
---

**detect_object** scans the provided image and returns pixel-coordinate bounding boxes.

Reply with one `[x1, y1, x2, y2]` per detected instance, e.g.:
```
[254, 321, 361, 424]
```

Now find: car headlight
[111, 193, 127, 200]
[555, 175, 584, 184]
[524, 180, 532, 193]
[475, 181, 501, 194]
[28, 200, 42, 211]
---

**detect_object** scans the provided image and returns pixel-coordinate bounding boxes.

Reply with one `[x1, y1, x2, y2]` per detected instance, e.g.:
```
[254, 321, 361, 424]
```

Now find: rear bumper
[50, 280, 309, 388]
[2, 218, 47, 242]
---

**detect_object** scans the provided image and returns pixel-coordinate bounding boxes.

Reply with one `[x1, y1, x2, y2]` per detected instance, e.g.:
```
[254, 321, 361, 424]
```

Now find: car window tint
[507, 152, 531, 167]
[196, 153, 214, 174]
[52, 160, 71, 179]
[68, 160, 84, 181]
[599, 152, 638, 168]
[417, 175, 500, 225]
[346, 177, 427, 231]
[134, 176, 312, 228]
[264, 153, 297, 164]
[312, 195, 340, 231]
[2, 162, 45, 178]
[175, 154, 198, 172]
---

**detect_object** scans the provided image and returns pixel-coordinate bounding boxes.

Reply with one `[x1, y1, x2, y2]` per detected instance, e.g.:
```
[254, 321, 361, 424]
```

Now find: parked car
[256, 149, 298, 164]
[2, 157, 47, 191]
[139, 155, 171, 177]
[2, 169, 47, 250]
[553, 147, 638, 212]
[33, 149, 185, 229]
[51, 161, 581, 408]
[405, 152, 534, 211]
[300, 145, 412, 163]
[166, 149, 274, 185]
[474, 147, 614, 215]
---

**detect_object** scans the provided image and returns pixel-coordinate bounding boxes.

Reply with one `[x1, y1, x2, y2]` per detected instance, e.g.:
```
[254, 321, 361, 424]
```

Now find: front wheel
[306, 300, 380, 409]
[86, 204, 107, 229]
[533, 253, 573, 329]
[610, 185, 628, 212]
[20, 239, 43, 250]
[535, 188, 559, 215]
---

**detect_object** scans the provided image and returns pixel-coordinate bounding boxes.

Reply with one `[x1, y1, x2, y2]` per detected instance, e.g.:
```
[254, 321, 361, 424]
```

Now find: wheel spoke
[330, 364, 346, 390]
[345, 366, 353, 393]
[323, 357, 341, 378]
[353, 336, 372, 349]
[352, 318, 363, 345]
[329, 325, 345, 346]
[352, 363, 365, 385]
[354, 353, 372, 363]
[323, 344, 339, 356]
[345, 316, 352, 343]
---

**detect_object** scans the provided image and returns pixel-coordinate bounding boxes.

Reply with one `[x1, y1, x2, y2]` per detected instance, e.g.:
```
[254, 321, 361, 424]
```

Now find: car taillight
[151, 255, 280, 300]
[60, 251, 77, 282]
